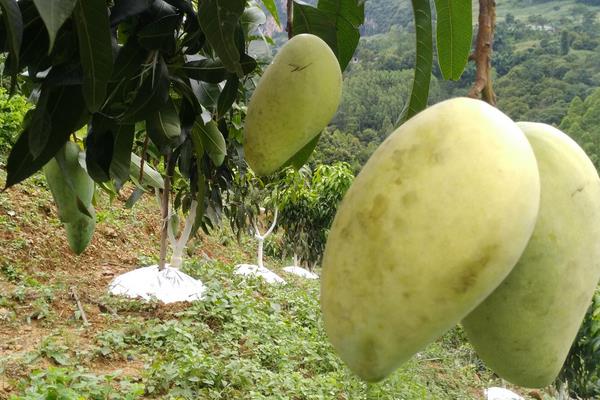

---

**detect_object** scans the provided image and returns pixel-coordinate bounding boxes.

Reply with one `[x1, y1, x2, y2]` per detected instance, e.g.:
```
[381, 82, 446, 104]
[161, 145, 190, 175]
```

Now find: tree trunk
[158, 152, 176, 271]
[257, 239, 264, 268]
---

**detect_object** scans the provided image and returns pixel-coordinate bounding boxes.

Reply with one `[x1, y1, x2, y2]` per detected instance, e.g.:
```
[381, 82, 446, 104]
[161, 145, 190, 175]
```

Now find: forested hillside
[309, 0, 600, 173]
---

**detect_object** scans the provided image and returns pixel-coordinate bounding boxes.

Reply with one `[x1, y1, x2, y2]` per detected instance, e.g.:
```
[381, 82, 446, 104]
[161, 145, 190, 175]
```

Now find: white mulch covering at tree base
[282, 266, 319, 279]
[108, 265, 206, 304]
[484, 387, 524, 400]
[234, 264, 286, 284]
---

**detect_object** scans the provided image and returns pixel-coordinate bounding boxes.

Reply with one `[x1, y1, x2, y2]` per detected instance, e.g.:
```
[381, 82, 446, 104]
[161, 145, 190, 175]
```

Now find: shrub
[0, 87, 31, 155]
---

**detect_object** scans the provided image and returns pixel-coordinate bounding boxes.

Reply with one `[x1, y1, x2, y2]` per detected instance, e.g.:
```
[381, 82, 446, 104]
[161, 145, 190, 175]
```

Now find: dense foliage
[0, 87, 30, 154]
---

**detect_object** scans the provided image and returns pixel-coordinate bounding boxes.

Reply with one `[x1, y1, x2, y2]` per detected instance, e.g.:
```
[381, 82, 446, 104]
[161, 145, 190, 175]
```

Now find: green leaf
[292, 0, 364, 71]
[399, 0, 433, 124]
[434, 0, 472, 80]
[0, 0, 23, 78]
[193, 119, 226, 166]
[74, 0, 114, 112]
[123, 55, 170, 122]
[241, 5, 266, 35]
[216, 76, 238, 119]
[182, 59, 228, 83]
[284, 133, 321, 171]
[137, 13, 180, 51]
[146, 97, 181, 154]
[129, 153, 165, 189]
[198, 0, 245, 77]
[33, 0, 77, 51]
[86, 114, 116, 183]
[259, 0, 280, 27]
[5, 85, 88, 189]
[111, 39, 148, 81]
[109, 124, 135, 188]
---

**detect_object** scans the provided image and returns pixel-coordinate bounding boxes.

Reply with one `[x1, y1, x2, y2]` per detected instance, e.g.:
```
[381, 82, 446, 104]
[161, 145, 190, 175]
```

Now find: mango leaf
[163, 0, 195, 15]
[74, 0, 114, 112]
[123, 55, 170, 122]
[284, 133, 321, 171]
[86, 115, 115, 182]
[33, 0, 77, 51]
[110, 0, 153, 26]
[241, 5, 266, 35]
[5, 85, 87, 189]
[0, 0, 23, 80]
[198, 0, 245, 77]
[399, 0, 433, 124]
[434, 0, 472, 80]
[182, 59, 227, 83]
[111, 39, 148, 81]
[146, 97, 181, 154]
[259, 0, 280, 27]
[26, 101, 52, 158]
[193, 119, 226, 166]
[293, 0, 364, 71]
[109, 124, 135, 188]
[217, 76, 239, 119]
[137, 13, 180, 51]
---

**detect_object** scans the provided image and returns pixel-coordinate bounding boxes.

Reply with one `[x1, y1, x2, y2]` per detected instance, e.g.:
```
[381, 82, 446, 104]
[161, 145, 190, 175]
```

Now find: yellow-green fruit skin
[321, 98, 541, 382]
[462, 122, 600, 388]
[243, 34, 342, 176]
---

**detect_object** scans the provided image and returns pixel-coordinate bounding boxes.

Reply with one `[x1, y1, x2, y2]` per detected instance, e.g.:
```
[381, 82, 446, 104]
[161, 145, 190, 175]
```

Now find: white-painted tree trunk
[253, 208, 278, 269]
[167, 200, 198, 269]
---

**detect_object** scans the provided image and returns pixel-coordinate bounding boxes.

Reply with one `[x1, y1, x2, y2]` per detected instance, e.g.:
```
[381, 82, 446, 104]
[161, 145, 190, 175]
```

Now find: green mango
[321, 98, 540, 382]
[44, 141, 96, 254]
[462, 122, 600, 388]
[243, 34, 342, 176]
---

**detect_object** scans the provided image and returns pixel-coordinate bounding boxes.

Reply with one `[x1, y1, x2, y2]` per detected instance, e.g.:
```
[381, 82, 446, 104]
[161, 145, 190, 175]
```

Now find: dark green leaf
[0, 0, 23, 79]
[399, 0, 433, 124]
[123, 55, 169, 122]
[182, 59, 227, 83]
[137, 13, 180, 51]
[86, 114, 116, 183]
[33, 0, 77, 51]
[259, 0, 280, 27]
[293, 0, 364, 71]
[434, 0, 472, 80]
[240, 53, 257, 75]
[111, 38, 147, 81]
[5, 85, 87, 189]
[198, 0, 245, 77]
[217, 76, 238, 119]
[284, 133, 321, 170]
[146, 97, 181, 154]
[110, 123, 135, 188]
[110, 0, 153, 26]
[193, 81, 220, 110]
[193, 119, 226, 166]
[74, 0, 114, 112]
[163, 0, 194, 15]
[26, 95, 52, 158]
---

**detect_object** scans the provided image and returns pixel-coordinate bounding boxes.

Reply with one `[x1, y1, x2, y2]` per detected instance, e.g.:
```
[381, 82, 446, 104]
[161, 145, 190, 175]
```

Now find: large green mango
[44, 141, 96, 255]
[462, 122, 600, 388]
[243, 34, 342, 176]
[321, 98, 540, 382]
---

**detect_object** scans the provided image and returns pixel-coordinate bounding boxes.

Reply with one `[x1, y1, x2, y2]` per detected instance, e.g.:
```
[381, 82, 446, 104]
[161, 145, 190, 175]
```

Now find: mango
[243, 34, 342, 176]
[320, 98, 540, 382]
[44, 141, 96, 255]
[462, 122, 600, 388]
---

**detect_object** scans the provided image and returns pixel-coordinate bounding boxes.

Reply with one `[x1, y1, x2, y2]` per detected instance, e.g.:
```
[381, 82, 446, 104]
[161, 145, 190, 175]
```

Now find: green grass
[1, 257, 515, 399]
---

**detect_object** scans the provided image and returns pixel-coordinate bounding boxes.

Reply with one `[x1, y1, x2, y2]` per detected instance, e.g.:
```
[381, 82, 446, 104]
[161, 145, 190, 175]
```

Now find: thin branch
[468, 0, 497, 105]
[70, 287, 89, 326]
[286, 0, 293, 39]
[264, 208, 278, 237]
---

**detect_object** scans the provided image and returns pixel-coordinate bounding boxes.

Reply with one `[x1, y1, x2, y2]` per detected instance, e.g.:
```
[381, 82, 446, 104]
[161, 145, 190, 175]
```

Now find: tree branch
[286, 0, 293, 39]
[468, 0, 497, 106]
